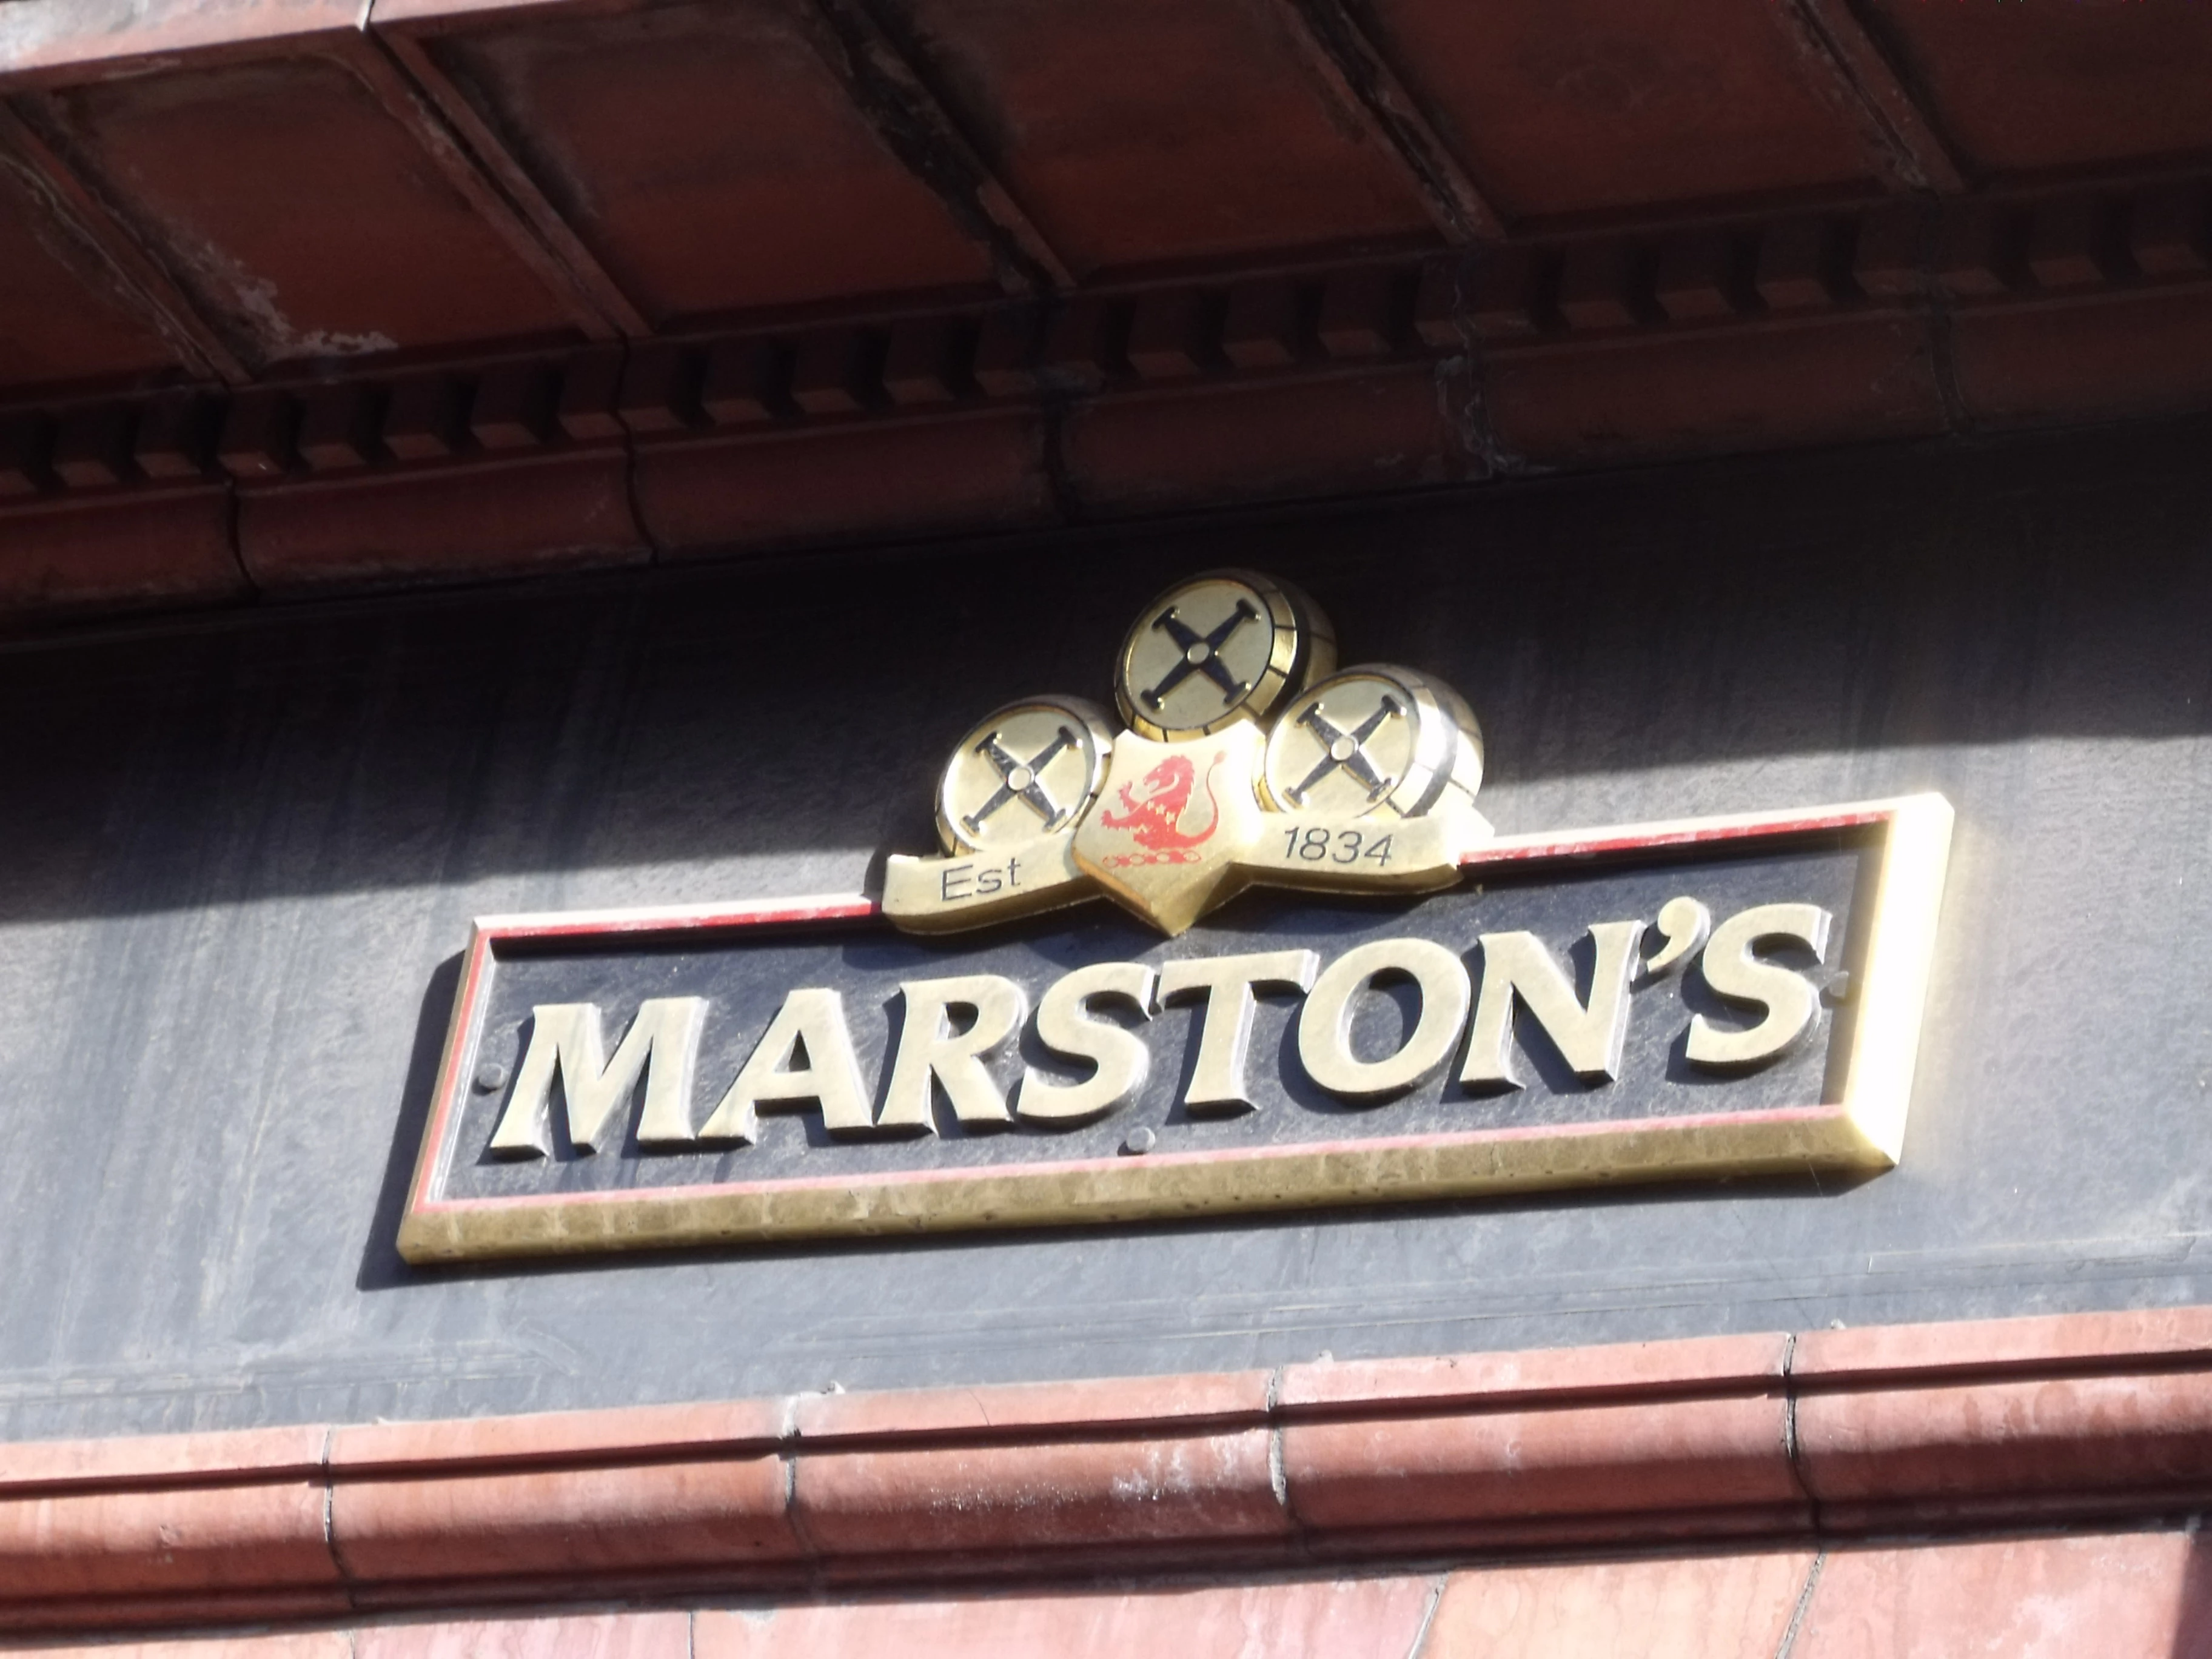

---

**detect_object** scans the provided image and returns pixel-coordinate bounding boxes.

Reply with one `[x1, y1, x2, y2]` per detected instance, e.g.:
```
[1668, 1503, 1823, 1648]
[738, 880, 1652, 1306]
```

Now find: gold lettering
[878, 974, 1028, 1134]
[699, 987, 873, 1142]
[1686, 903, 1833, 1068]
[1016, 962, 1156, 1125]
[488, 997, 707, 1157]
[1461, 923, 1641, 1090]
[1298, 938, 1471, 1101]
[1157, 950, 1318, 1116]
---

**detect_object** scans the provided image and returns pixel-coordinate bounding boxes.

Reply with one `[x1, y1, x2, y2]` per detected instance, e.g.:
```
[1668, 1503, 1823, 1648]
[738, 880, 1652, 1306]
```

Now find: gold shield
[1073, 723, 1266, 936]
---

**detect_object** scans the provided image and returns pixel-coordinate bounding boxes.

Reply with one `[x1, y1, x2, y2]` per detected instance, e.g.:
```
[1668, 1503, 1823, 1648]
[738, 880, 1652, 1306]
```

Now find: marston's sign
[397, 575, 1951, 1263]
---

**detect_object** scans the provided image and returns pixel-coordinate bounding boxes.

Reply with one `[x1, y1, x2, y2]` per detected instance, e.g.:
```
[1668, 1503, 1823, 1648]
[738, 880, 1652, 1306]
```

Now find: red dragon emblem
[1096, 751, 1224, 866]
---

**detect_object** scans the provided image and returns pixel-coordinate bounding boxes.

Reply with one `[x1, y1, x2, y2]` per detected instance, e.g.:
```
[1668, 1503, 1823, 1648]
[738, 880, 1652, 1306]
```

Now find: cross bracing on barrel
[963, 725, 1081, 834]
[1285, 695, 1403, 805]
[1141, 598, 1259, 711]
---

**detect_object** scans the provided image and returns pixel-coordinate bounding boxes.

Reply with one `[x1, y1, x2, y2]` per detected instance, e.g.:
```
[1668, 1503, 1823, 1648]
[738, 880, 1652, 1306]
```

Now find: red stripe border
[407, 801, 1897, 1224]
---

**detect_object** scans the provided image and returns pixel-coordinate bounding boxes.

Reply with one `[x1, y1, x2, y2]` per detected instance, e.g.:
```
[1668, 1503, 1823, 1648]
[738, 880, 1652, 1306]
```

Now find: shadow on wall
[358, 951, 460, 1292]
[3, 414, 2211, 925]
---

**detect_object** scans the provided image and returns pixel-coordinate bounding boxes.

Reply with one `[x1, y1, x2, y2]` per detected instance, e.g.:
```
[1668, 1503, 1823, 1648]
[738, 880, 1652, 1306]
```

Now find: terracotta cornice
[0, 172, 2207, 624]
[4, 1305, 2212, 1634]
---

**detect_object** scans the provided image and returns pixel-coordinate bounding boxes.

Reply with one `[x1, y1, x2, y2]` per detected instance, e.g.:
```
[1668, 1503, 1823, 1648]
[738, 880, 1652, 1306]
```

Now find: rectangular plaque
[397, 796, 1951, 1262]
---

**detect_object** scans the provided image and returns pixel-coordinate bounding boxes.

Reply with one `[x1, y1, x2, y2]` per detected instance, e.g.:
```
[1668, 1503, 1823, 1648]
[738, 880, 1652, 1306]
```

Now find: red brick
[793, 1369, 1269, 1443]
[1463, 248, 1548, 341]
[14, 1635, 352, 1659]
[1792, 1532, 2205, 1658]
[238, 447, 645, 589]
[1654, 232, 1738, 322]
[471, 364, 558, 451]
[0, 1424, 326, 1492]
[1040, 300, 1115, 394]
[791, 330, 876, 415]
[617, 345, 702, 436]
[2026, 197, 2113, 290]
[702, 340, 788, 426]
[1558, 245, 1643, 330]
[133, 392, 214, 481]
[694, 1576, 1435, 1658]
[793, 1430, 1288, 1557]
[0, 415, 51, 498]
[1757, 217, 1842, 312]
[880, 320, 962, 407]
[297, 385, 383, 473]
[1794, 1305, 2212, 1384]
[383, 376, 468, 460]
[2131, 184, 2210, 278]
[1424, 1550, 1815, 1657]
[1489, 315, 1945, 465]
[1279, 1332, 1789, 1413]
[13, 1308, 2212, 1624]
[1282, 1395, 1803, 1544]
[354, 1610, 690, 1659]
[557, 346, 626, 442]
[972, 308, 1041, 397]
[1413, 260, 1461, 349]
[1126, 290, 1210, 380]
[330, 1455, 799, 1582]
[0, 1589, 351, 1635]
[1935, 206, 2022, 300]
[1061, 365, 1478, 514]
[0, 488, 244, 617]
[330, 1399, 785, 1473]
[52, 406, 135, 488]
[1221, 280, 1299, 368]
[1797, 1370, 2212, 1527]
[1853, 204, 1931, 302]
[1950, 286, 2212, 428]
[217, 391, 296, 481]
[637, 411, 1049, 554]
[0, 1481, 337, 1598]
[1316, 269, 1396, 358]
[1862, 0, 2212, 177]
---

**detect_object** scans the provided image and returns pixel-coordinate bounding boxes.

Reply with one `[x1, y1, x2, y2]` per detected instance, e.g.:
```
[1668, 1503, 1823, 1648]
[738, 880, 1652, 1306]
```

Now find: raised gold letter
[1298, 938, 1471, 1101]
[1158, 950, 1319, 1116]
[1687, 903, 1834, 1068]
[1461, 923, 1641, 1090]
[699, 987, 873, 1143]
[488, 997, 707, 1156]
[878, 974, 1028, 1134]
[1016, 962, 1158, 1125]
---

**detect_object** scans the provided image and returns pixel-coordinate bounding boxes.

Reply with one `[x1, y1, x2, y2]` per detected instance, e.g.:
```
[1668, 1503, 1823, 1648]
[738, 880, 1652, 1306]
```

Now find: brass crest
[936, 697, 1114, 853]
[1114, 571, 1333, 739]
[883, 571, 1493, 937]
[1262, 665, 1483, 822]
[1073, 724, 1267, 936]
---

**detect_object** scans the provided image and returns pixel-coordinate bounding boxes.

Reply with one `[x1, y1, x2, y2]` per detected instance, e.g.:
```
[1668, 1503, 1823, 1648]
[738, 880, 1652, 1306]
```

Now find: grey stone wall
[2, 415, 2208, 1439]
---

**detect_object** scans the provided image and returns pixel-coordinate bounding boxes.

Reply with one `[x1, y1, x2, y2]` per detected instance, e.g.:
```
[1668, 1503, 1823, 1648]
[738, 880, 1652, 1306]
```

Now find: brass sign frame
[395, 794, 1951, 1264]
